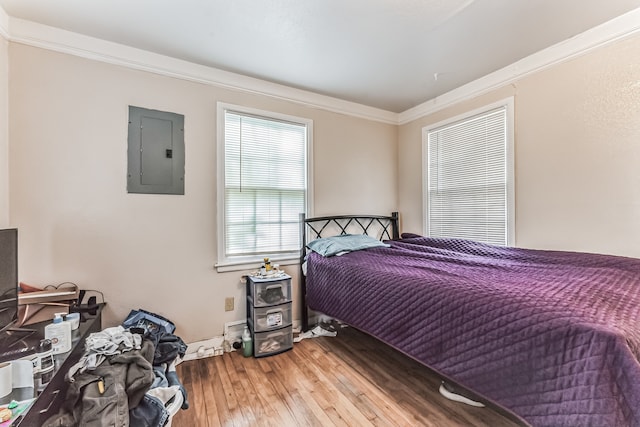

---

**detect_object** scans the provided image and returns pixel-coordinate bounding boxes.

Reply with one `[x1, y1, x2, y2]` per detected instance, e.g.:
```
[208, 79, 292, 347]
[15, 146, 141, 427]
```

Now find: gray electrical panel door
[127, 106, 185, 195]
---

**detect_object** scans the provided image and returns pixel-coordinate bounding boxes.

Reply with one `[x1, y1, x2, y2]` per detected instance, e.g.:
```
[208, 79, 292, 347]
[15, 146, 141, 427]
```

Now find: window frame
[421, 97, 515, 246]
[216, 102, 313, 272]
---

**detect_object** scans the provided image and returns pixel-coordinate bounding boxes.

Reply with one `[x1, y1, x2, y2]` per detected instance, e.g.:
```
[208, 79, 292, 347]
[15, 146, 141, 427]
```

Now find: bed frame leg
[300, 212, 309, 332]
[301, 277, 309, 332]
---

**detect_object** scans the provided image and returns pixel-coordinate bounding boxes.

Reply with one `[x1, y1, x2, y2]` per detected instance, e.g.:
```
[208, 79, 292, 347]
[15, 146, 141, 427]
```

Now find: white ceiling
[1, 0, 640, 113]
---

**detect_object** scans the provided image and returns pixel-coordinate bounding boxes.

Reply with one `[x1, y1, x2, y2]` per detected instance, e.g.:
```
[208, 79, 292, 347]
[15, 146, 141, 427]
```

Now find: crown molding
[398, 7, 640, 125]
[6, 16, 399, 125]
[3, 6, 640, 126]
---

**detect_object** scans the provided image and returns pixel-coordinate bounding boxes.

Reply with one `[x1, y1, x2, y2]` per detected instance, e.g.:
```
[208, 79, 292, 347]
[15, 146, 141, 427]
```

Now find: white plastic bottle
[44, 313, 72, 354]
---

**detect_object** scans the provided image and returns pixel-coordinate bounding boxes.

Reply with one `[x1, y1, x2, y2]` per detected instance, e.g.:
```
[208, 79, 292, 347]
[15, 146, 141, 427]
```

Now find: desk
[0, 305, 104, 426]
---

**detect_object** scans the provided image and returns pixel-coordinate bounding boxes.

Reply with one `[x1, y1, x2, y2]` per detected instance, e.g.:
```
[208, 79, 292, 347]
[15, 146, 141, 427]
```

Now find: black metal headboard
[298, 212, 400, 331]
[301, 212, 399, 248]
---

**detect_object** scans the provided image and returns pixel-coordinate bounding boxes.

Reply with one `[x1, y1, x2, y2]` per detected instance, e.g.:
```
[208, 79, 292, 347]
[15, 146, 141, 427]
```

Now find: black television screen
[0, 228, 18, 333]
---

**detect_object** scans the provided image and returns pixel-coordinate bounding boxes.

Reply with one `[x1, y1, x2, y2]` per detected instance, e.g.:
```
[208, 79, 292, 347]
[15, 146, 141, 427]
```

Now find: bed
[299, 213, 640, 427]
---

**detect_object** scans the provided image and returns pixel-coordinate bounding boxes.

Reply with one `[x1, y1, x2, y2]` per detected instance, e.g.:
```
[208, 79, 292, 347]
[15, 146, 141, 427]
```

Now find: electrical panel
[127, 106, 185, 195]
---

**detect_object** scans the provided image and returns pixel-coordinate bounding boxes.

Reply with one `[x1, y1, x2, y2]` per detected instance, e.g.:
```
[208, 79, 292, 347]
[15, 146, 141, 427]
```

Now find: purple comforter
[306, 236, 640, 427]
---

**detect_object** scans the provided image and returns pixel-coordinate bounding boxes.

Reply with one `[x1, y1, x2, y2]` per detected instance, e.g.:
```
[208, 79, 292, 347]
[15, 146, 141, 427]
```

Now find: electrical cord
[38, 282, 104, 315]
[41, 282, 105, 304]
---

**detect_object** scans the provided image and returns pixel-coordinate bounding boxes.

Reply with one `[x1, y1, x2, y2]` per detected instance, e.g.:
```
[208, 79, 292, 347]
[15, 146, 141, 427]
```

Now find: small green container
[242, 326, 253, 357]
[242, 337, 253, 357]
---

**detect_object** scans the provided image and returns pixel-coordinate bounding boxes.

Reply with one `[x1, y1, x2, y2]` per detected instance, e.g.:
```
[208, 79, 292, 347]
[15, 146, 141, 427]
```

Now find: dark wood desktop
[0, 304, 104, 426]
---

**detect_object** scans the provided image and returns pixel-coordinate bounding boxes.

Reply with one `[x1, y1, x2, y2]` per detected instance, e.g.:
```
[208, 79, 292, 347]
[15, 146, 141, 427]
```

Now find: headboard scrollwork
[302, 213, 399, 246]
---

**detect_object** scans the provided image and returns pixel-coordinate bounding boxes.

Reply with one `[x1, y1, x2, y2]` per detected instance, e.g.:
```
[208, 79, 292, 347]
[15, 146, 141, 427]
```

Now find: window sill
[215, 256, 300, 273]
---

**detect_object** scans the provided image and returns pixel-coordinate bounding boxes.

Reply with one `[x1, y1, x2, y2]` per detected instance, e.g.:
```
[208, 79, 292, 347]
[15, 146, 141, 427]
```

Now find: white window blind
[223, 109, 308, 258]
[426, 105, 510, 246]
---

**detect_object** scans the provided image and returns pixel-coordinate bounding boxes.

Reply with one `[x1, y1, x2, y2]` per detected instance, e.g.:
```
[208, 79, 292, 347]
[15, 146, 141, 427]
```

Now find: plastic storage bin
[253, 326, 293, 357]
[249, 302, 292, 332]
[246, 273, 293, 358]
[249, 276, 292, 307]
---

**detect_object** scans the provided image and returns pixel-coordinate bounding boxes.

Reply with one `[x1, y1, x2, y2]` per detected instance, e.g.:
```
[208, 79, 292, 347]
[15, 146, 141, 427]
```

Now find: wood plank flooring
[172, 326, 525, 427]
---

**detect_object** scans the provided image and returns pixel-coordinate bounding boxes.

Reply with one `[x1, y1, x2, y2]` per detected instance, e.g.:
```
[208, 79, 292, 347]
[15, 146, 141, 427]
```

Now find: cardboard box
[16, 283, 78, 326]
[17, 302, 70, 326]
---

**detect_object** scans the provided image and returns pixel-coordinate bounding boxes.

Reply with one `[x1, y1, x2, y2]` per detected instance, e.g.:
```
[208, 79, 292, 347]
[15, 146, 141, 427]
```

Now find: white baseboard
[181, 320, 250, 362]
[180, 316, 335, 363]
[182, 335, 225, 362]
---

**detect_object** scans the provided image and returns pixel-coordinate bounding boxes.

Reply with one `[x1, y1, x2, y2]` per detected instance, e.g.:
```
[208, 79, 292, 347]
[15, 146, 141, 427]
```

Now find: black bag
[122, 309, 176, 334]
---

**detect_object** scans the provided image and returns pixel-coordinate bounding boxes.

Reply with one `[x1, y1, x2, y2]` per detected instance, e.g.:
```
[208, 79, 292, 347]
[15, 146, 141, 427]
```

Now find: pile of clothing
[44, 309, 188, 427]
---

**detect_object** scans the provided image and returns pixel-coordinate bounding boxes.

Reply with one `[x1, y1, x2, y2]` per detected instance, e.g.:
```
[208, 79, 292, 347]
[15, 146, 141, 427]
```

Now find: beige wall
[399, 33, 640, 258]
[8, 44, 397, 342]
[0, 35, 8, 227]
[9, 29, 640, 342]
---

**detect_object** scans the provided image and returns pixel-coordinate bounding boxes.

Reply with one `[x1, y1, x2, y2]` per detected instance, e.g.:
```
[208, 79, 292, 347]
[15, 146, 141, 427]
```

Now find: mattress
[305, 235, 640, 426]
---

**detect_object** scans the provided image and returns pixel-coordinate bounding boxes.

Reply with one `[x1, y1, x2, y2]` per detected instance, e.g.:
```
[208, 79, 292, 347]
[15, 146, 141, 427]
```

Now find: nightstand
[246, 273, 293, 357]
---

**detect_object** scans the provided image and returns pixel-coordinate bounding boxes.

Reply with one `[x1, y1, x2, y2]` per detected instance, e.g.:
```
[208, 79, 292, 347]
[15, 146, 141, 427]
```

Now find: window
[217, 103, 312, 270]
[423, 98, 514, 246]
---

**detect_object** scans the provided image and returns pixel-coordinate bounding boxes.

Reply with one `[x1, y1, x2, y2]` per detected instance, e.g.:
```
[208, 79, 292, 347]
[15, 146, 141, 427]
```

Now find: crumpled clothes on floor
[66, 326, 143, 378]
[293, 325, 337, 342]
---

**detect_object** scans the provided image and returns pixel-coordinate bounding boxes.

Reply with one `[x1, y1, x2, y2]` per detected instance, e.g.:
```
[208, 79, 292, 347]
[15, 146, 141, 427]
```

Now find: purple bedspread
[306, 236, 640, 427]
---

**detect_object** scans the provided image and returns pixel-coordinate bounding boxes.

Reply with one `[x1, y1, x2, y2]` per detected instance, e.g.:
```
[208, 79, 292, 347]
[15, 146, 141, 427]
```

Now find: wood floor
[172, 326, 525, 427]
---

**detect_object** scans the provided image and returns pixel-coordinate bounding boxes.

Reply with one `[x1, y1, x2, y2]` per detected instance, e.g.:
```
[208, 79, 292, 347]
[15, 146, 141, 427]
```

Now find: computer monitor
[0, 228, 18, 334]
[0, 229, 37, 358]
